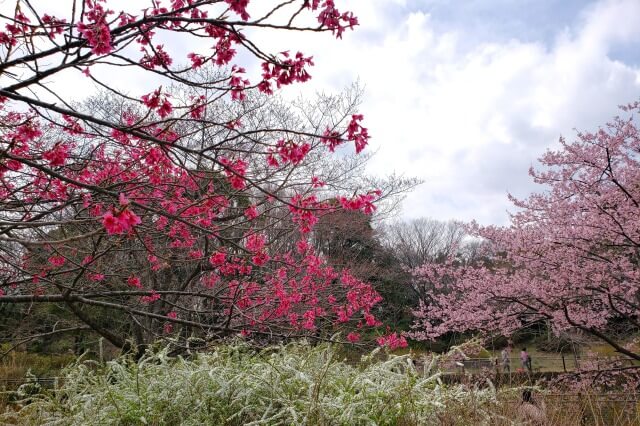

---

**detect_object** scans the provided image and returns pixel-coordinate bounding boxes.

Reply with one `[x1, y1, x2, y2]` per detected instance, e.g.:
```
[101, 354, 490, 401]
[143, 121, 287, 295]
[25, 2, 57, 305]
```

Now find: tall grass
[2, 341, 639, 425]
[0, 346, 76, 382]
[2, 341, 502, 425]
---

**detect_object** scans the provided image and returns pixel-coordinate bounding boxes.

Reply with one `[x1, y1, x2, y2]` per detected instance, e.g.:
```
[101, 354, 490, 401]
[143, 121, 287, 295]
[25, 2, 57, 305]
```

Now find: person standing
[521, 348, 532, 373]
[501, 346, 511, 374]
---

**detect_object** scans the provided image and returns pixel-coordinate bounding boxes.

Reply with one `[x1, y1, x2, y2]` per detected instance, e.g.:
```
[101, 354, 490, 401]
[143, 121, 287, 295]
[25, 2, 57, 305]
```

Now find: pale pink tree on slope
[411, 103, 640, 361]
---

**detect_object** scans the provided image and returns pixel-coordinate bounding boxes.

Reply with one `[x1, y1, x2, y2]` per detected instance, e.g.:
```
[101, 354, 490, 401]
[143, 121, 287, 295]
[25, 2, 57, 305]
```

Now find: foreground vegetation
[2, 342, 485, 425]
[1, 342, 638, 425]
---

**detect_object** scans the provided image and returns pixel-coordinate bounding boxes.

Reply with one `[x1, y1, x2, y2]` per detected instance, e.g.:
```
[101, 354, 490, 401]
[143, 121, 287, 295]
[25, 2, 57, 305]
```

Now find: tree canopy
[0, 0, 409, 354]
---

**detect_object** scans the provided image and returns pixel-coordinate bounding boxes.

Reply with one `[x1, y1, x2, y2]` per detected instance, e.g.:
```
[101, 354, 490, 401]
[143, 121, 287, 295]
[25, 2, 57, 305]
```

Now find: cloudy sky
[8, 0, 640, 225]
[269, 0, 640, 225]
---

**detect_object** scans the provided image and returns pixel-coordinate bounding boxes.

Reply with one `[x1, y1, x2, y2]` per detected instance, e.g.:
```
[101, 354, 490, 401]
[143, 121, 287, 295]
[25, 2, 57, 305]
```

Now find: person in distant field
[521, 348, 532, 373]
[501, 346, 511, 373]
[518, 389, 548, 425]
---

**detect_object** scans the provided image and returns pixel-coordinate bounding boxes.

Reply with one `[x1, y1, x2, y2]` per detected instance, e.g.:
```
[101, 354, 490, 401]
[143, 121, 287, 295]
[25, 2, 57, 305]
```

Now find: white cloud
[269, 0, 640, 224]
[5, 0, 640, 225]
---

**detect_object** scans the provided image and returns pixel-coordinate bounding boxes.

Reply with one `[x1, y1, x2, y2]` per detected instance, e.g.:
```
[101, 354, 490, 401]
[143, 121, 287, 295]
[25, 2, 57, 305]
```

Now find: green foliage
[2, 341, 501, 425]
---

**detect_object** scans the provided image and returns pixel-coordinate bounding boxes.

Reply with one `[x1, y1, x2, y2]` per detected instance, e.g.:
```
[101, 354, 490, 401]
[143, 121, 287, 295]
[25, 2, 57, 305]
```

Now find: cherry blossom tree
[411, 103, 640, 361]
[0, 0, 395, 354]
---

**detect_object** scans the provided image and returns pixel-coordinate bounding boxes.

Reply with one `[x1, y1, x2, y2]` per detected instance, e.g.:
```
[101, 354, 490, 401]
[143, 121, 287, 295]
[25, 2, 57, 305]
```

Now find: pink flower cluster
[346, 114, 369, 153]
[62, 115, 85, 135]
[41, 14, 67, 37]
[48, 255, 66, 268]
[275, 139, 311, 165]
[163, 310, 178, 333]
[141, 290, 161, 304]
[301, 307, 325, 329]
[230, 67, 250, 101]
[313, 0, 358, 38]
[376, 332, 408, 350]
[245, 233, 266, 252]
[77, 0, 113, 55]
[321, 128, 342, 152]
[337, 191, 380, 215]
[141, 89, 173, 118]
[140, 44, 173, 69]
[220, 157, 247, 190]
[225, 0, 250, 21]
[127, 275, 142, 288]
[259, 52, 314, 95]
[43, 144, 70, 167]
[209, 252, 227, 266]
[320, 115, 369, 153]
[244, 205, 259, 220]
[102, 208, 141, 235]
[188, 52, 205, 68]
[289, 194, 319, 234]
[346, 332, 360, 342]
[202, 25, 239, 66]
